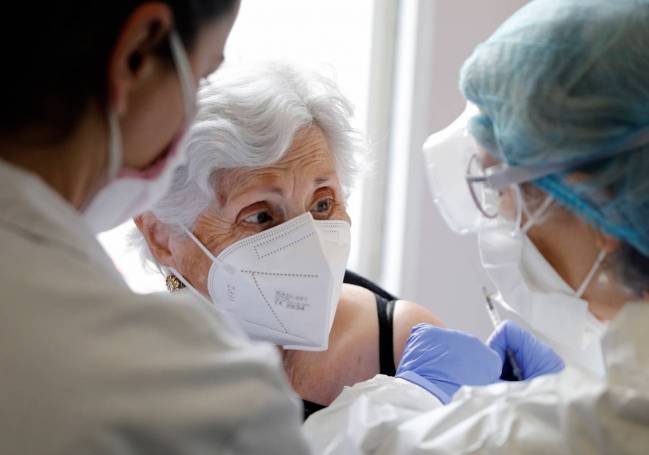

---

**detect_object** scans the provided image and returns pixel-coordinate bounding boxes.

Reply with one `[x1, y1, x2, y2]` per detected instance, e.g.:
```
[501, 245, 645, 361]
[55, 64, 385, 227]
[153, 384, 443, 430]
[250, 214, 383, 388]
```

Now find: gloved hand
[487, 320, 565, 381]
[395, 324, 502, 404]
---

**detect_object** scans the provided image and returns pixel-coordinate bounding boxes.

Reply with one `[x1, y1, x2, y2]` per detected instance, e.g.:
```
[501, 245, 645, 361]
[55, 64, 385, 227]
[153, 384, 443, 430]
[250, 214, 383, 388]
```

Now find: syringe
[482, 287, 523, 381]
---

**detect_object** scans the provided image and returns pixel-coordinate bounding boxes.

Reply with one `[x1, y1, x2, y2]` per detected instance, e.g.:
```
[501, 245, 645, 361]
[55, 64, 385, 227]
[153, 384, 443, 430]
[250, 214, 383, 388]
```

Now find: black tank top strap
[302, 399, 327, 421]
[375, 294, 397, 376]
[301, 271, 399, 421]
[344, 270, 397, 301]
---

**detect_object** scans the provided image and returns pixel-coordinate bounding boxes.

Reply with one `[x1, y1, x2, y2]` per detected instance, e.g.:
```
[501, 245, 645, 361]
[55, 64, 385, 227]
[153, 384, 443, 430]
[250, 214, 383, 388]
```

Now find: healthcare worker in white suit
[0, 2, 314, 453]
[305, 0, 649, 453]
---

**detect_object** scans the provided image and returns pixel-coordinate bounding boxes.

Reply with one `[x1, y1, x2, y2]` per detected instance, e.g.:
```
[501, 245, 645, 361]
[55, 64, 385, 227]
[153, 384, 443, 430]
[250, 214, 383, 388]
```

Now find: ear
[594, 229, 621, 254]
[107, 3, 174, 114]
[134, 212, 176, 267]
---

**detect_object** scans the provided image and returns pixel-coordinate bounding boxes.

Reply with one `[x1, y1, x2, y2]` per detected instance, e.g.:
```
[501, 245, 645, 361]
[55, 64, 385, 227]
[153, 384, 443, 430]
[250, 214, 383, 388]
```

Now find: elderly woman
[132, 63, 442, 418]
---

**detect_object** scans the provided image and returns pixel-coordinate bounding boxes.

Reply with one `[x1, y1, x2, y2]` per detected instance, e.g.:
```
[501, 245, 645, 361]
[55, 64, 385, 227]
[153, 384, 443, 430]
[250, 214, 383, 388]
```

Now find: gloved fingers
[487, 320, 525, 362]
[414, 327, 503, 386]
[398, 325, 502, 385]
[407, 323, 439, 342]
[488, 320, 566, 380]
[527, 354, 565, 379]
[487, 320, 531, 379]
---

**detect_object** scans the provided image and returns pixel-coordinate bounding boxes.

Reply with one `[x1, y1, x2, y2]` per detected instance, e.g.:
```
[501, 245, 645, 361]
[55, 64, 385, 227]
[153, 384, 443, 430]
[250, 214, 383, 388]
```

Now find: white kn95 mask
[181, 212, 351, 351]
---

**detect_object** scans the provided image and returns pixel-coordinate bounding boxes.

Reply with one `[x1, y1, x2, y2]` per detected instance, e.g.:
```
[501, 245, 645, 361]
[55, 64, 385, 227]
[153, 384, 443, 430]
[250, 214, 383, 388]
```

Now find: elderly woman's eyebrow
[314, 173, 337, 185]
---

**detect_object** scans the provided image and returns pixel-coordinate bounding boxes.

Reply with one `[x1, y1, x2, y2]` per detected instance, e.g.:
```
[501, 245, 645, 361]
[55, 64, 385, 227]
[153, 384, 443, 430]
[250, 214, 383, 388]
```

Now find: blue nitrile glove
[395, 324, 502, 404]
[487, 320, 565, 381]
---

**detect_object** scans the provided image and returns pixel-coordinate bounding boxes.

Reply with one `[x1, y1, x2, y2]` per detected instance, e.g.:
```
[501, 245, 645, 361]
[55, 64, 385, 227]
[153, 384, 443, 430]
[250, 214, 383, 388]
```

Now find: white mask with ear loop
[82, 30, 197, 234]
[174, 212, 351, 351]
[479, 191, 610, 377]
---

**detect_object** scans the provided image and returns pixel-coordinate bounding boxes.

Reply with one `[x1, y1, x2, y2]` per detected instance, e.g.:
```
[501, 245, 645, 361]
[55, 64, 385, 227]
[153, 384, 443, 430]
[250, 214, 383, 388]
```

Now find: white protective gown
[305, 302, 649, 454]
[0, 160, 311, 454]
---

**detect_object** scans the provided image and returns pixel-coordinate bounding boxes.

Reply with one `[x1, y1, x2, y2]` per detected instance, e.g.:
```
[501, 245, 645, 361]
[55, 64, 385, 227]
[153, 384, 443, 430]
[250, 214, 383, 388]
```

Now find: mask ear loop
[165, 225, 222, 307]
[516, 191, 607, 298]
[576, 250, 607, 298]
[106, 109, 123, 180]
[521, 195, 555, 234]
[180, 225, 218, 262]
[179, 224, 232, 272]
[168, 30, 197, 120]
[103, 30, 192, 186]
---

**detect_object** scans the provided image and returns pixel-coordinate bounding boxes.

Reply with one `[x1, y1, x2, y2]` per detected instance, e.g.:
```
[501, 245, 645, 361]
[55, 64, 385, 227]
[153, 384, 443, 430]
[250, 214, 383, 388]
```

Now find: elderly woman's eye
[243, 211, 274, 225]
[310, 197, 334, 218]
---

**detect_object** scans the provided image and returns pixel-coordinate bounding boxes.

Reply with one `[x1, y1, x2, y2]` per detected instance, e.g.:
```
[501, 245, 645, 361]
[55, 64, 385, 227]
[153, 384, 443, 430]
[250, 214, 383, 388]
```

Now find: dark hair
[1, 1, 236, 144]
[611, 242, 649, 298]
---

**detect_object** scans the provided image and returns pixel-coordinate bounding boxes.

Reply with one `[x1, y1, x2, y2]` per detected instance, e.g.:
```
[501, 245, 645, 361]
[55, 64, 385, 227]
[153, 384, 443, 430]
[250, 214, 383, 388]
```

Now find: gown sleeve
[304, 365, 646, 454]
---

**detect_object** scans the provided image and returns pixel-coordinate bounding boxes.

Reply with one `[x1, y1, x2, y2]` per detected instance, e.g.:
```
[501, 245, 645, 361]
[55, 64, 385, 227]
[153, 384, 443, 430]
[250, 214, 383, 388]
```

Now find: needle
[482, 287, 523, 381]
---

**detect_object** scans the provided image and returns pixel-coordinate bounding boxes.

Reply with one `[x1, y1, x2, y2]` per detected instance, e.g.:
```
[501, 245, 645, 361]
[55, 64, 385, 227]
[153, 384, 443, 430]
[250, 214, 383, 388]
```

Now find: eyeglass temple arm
[479, 125, 649, 191]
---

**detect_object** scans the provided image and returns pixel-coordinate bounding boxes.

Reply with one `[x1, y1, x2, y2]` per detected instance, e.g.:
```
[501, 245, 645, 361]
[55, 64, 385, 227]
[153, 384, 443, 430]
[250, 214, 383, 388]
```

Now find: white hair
[130, 62, 364, 272]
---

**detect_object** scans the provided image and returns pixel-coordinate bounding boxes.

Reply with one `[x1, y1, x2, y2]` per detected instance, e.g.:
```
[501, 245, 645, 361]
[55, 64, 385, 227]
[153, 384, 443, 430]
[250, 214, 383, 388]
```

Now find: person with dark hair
[0, 2, 312, 453]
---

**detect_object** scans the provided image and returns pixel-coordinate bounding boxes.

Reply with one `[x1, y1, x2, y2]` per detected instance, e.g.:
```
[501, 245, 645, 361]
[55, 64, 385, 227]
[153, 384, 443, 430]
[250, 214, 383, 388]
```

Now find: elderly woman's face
[170, 126, 350, 294]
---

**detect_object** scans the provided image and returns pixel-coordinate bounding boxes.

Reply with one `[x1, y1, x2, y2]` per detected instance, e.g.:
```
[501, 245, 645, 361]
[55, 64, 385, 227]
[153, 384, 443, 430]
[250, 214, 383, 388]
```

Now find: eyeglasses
[466, 152, 538, 237]
[465, 153, 502, 219]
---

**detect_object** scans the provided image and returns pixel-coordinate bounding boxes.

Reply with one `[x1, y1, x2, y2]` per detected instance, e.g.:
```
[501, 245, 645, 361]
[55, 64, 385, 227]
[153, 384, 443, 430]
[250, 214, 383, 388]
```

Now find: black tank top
[302, 270, 398, 420]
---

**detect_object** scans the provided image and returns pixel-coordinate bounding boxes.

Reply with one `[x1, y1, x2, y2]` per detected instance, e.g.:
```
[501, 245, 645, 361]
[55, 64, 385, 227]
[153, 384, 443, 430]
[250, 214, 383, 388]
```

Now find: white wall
[383, 0, 529, 339]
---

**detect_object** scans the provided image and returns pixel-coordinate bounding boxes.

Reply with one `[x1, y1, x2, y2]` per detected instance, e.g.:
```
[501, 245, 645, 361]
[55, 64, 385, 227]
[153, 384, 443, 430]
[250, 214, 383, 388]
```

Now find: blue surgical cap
[460, 0, 649, 257]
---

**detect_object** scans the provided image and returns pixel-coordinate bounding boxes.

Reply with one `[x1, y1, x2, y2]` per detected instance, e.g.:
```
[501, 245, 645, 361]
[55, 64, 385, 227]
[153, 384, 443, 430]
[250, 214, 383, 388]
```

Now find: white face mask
[82, 30, 197, 234]
[478, 196, 609, 376]
[180, 212, 351, 351]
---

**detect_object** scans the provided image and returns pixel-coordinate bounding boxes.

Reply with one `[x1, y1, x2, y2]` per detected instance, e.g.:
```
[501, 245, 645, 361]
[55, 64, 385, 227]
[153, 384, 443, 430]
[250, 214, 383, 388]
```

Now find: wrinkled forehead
[212, 126, 338, 205]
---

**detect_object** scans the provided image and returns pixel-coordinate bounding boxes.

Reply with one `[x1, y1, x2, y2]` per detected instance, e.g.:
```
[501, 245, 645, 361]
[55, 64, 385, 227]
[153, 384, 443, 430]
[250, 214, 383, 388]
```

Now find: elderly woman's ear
[134, 212, 175, 267]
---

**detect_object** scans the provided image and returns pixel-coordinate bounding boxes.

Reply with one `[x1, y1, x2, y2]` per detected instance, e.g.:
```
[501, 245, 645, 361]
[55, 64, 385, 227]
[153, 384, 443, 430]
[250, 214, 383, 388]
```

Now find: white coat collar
[0, 159, 125, 284]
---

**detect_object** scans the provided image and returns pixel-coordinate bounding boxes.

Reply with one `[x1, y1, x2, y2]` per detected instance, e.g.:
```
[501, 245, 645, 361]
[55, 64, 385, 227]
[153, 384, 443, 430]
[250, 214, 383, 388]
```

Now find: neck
[528, 212, 631, 321]
[0, 107, 108, 210]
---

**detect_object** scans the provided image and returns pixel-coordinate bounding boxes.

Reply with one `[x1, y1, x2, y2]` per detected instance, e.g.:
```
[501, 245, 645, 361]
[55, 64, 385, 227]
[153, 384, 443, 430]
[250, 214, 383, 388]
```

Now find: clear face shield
[424, 102, 649, 237]
[423, 102, 605, 236]
[422, 103, 485, 234]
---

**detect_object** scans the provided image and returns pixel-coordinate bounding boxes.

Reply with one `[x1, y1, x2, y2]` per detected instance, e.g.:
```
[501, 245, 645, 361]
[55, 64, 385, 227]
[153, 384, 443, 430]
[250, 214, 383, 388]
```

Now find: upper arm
[392, 300, 445, 365]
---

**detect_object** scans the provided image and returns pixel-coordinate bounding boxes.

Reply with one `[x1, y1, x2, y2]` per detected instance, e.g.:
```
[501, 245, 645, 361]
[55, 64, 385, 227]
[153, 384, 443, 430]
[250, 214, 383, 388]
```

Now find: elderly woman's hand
[395, 324, 502, 404]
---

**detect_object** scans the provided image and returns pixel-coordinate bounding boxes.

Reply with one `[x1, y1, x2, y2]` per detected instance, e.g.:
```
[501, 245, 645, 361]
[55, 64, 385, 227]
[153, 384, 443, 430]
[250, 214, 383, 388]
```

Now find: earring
[166, 274, 186, 293]
[597, 257, 611, 289]
[597, 271, 610, 289]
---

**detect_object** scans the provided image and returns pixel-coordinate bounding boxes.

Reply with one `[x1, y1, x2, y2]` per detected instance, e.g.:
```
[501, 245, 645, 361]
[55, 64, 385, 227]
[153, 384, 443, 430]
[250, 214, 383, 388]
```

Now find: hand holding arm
[395, 324, 502, 404]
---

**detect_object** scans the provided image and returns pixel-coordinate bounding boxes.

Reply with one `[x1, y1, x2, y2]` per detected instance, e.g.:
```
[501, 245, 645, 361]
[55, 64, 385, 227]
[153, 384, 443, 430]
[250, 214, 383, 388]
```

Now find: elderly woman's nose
[285, 203, 309, 220]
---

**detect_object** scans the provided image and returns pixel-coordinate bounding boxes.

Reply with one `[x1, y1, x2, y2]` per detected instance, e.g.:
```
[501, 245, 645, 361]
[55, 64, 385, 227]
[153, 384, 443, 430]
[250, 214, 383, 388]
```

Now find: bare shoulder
[335, 283, 378, 321]
[392, 300, 445, 365]
[284, 284, 380, 405]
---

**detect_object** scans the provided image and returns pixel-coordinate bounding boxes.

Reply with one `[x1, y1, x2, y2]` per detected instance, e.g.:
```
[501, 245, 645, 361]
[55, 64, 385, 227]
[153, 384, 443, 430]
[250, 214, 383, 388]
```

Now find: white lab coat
[304, 302, 649, 454]
[0, 160, 311, 454]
